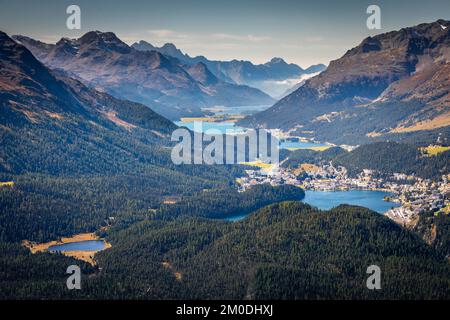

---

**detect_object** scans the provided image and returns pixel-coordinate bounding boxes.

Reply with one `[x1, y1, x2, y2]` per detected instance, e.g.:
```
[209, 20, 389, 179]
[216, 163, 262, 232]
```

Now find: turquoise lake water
[224, 190, 399, 222]
[48, 240, 106, 252]
[177, 108, 399, 222]
[303, 190, 399, 213]
[210, 105, 271, 115]
[175, 121, 327, 150]
[175, 121, 245, 134]
[176, 104, 330, 150]
[279, 140, 328, 149]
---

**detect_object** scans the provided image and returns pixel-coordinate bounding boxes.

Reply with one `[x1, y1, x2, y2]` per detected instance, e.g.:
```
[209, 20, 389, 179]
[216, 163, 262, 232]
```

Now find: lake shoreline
[223, 189, 399, 222]
[22, 232, 111, 266]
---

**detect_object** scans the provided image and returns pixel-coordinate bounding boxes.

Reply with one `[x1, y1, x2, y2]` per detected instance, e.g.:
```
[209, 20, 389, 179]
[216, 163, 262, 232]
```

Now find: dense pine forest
[0, 30, 449, 300]
[283, 142, 450, 180]
[2, 202, 449, 299]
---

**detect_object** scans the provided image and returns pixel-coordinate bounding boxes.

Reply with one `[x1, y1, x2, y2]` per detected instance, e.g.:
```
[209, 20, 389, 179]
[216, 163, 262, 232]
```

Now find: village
[236, 160, 450, 225]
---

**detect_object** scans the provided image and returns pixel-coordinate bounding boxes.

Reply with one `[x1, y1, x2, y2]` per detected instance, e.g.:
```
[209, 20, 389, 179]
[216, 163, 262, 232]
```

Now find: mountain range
[12, 32, 274, 120]
[132, 40, 326, 97]
[0, 30, 179, 174]
[239, 20, 450, 145]
[1, 24, 450, 300]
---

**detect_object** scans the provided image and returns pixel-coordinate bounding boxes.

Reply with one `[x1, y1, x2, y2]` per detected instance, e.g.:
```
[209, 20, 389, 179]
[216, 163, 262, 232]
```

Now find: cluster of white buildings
[237, 160, 450, 226]
[237, 166, 300, 191]
[237, 163, 384, 192]
[301, 166, 384, 191]
[385, 175, 450, 225]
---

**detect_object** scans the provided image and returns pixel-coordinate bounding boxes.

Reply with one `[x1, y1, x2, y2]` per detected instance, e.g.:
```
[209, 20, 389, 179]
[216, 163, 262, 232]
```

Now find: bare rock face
[12, 32, 274, 120]
[1, 31, 174, 131]
[0, 31, 180, 174]
[239, 20, 450, 143]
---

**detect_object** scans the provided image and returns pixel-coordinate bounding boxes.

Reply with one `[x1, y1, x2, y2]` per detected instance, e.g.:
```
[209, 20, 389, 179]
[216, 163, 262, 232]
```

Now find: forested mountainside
[332, 142, 450, 179]
[0, 32, 307, 298]
[0, 31, 297, 240]
[1, 31, 449, 301]
[283, 142, 449, 180]
[1, 31, 248, 177]
[12, 32, 274, 120]
[239, 20, 450, 144]
[2, 202, 449, 299]
[413, 210, 450, 258]
[0, 31, 176, 175]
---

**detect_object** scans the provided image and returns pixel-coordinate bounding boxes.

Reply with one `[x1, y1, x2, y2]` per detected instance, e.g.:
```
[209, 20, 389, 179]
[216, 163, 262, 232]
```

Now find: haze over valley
[0, 0, 449, 301]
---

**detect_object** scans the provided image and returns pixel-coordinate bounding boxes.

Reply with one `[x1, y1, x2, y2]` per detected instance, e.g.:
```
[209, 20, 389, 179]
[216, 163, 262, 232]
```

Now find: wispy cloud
[32, 34, 63, 44]
[147, 29, 189, 39]
[210, 33, 271, 42]
[146, 29, 271, 43]
[136, 28, 335, 66]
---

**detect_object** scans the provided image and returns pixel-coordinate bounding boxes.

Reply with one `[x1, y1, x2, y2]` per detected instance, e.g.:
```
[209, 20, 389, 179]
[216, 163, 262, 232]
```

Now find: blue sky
[1, 0, 449, 67]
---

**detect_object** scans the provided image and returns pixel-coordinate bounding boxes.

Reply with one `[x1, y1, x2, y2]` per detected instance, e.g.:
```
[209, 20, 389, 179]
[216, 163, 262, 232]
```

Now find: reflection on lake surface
[303, 190, 400, 213]
[48, 240, 106, 252]
[177, 107, 399, 221]
[175, 121, 245, 134]
[175, 120, 328, 150]
[207, 105, 271, 116]
[176, 105, 331, 150]
[224, 190, 399, 222]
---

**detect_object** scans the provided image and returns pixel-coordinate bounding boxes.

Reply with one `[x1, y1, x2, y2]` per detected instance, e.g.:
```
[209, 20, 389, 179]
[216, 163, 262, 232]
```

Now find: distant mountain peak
[436, 18, 450, 26]
[56, 37, 75, 45]
[12, 34, 45, 46]
[132, 40, 156, 51]
[132, 40, 187, 62]
[130, 38, 324, 97]
[161, 43, 177, 49]
[78, 30, 103, 44]
[159, 43, 186, 59]
[239, 19, 450, 143]
[303, 64, 327, 74]
[0, 31, 84, 115]
[79, 30, 119, 42]
[11, 30, 274, 119]
[266, 57, 286, 65]
[77, 31, 131, 53]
